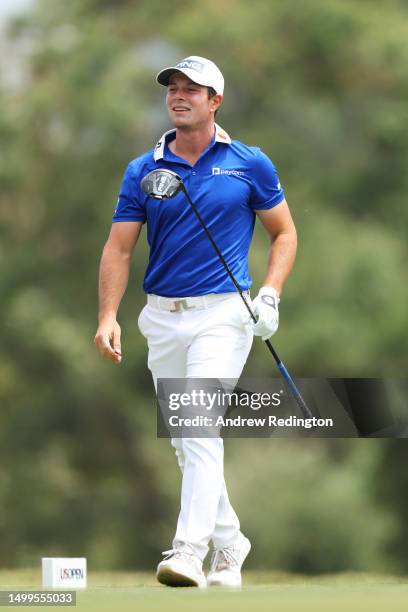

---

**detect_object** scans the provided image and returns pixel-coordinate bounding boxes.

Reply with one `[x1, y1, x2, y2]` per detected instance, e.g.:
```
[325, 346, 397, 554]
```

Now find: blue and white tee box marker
[113, 124, 285, 298]
[42, 557, 87, 589]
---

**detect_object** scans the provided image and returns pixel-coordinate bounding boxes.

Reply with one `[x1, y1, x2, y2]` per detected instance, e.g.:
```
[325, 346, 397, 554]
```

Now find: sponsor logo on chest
[212, 167, 244, 176]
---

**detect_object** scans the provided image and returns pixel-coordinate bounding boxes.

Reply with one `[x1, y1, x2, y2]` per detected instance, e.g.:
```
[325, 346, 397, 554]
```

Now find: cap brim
[156, 66, 209, 88]
[156, 67, 181, 86]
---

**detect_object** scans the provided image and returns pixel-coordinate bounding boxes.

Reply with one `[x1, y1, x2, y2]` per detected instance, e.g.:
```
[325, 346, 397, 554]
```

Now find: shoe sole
[207, 578, 241, 588]
[157, 567, 204, 588]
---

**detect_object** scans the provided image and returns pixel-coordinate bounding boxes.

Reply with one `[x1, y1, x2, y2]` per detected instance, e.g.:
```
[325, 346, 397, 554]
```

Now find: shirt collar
[153, 123, 231, 162]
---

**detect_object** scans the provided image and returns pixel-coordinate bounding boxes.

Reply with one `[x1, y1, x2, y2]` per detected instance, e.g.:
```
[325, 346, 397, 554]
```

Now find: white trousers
[138, 292, 253, 561]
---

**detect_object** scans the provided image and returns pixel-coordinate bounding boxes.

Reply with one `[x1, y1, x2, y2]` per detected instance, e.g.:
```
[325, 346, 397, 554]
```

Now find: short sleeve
[249, 149, 285, 210]
[112, 163, 146, 223]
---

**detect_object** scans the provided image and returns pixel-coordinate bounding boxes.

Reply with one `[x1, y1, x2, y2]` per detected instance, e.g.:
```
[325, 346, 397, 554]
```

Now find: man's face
[166, 73, 221, 129]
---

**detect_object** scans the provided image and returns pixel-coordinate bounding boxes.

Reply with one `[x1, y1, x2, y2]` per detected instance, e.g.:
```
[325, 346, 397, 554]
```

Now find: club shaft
[181, 186, 256, 321]
[180, 185, 312, 420]
[273, 353, 314, 420]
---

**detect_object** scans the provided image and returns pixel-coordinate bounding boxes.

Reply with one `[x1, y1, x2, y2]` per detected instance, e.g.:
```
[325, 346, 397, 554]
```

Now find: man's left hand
[250, 286, 280, 340]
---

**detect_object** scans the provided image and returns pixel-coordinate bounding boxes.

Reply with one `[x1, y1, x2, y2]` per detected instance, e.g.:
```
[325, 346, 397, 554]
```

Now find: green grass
[0, 570, 407, 611]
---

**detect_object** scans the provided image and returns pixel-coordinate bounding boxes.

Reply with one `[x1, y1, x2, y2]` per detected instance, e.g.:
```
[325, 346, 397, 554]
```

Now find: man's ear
[210, 94, 223, 113]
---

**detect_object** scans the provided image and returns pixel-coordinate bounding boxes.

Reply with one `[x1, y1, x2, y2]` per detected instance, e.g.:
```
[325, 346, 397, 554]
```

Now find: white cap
[156, 55, 224, 95]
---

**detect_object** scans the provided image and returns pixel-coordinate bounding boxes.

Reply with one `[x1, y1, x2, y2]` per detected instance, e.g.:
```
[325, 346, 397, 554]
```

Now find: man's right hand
[94, 317, 122, 364]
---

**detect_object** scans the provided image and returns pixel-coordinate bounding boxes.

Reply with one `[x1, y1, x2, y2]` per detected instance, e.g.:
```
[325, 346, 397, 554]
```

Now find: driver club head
[140, 169, 183, 200]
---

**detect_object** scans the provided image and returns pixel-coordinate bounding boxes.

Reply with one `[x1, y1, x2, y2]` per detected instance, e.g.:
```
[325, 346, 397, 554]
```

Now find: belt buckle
[170, 299, 195, 312]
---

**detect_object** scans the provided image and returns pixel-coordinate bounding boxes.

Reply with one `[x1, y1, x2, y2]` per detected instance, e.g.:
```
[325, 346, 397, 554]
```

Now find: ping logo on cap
[176, 59, 205, 73]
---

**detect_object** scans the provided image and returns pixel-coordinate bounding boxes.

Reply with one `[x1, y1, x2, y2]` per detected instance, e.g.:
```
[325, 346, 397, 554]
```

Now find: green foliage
[227, 439, 394, 573]
[0, 0, 406, 572]
[373, 441, 408, 572]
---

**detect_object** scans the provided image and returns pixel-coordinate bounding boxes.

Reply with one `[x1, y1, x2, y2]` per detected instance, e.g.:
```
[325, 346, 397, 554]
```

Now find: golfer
[94, 56, 297, 588]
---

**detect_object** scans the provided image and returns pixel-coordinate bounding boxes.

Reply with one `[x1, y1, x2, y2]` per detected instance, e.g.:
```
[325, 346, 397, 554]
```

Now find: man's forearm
[98, 245, 132, 322]
[261, 231, 297, 297]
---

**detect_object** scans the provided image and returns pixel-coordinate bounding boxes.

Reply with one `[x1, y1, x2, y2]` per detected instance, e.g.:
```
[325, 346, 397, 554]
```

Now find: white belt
[147, 292, 248, 312]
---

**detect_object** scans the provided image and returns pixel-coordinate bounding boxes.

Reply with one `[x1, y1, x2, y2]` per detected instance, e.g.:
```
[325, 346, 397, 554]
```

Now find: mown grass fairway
[0, 570, 407, 611]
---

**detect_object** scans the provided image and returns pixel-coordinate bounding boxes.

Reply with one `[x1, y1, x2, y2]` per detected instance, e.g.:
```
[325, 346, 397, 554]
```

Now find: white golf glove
[250, 286, 280, 340]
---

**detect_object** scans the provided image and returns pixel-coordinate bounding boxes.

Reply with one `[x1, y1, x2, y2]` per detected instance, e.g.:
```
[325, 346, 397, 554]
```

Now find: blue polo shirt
[112, 124, 285, 297]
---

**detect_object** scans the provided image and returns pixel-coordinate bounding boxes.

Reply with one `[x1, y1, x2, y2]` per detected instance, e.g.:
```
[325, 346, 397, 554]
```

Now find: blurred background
[0, 0, 407, 575]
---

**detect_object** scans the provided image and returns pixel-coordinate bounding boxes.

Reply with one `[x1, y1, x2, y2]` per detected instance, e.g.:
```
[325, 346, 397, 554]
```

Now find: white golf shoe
[156, 543, 206, 588]
[207, 534, 251, 588]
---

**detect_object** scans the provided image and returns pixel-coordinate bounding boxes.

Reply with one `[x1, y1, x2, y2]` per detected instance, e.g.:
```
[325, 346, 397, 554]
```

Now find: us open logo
[60, 568, 85, 580]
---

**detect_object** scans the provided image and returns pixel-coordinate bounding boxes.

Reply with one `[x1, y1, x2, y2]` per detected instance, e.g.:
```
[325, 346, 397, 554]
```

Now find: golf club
[140, 168, 313, 421]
